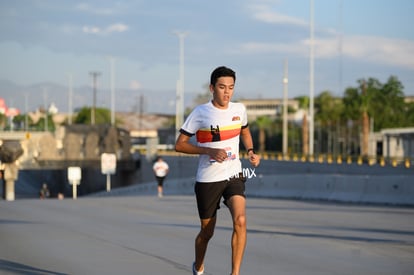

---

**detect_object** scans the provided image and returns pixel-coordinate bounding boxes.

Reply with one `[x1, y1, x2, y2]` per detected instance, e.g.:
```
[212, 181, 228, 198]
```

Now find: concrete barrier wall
[95, 173, 414, 206]
[245, 174, 414, 205]
[7, 156, 413, 202]
[82, 155, 414, 205]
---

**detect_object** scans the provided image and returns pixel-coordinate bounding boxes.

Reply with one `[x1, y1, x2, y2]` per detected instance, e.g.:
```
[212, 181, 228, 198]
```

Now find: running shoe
[192, 262, 204, 275]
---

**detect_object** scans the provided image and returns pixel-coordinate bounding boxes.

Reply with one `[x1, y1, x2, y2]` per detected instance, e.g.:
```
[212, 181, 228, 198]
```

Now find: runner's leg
[226, 195, 246, 275]
[194, 217, 216, 272]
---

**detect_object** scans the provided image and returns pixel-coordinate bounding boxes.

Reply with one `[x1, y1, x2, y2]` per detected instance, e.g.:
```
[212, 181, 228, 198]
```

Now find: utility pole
[108, 57, 116, 125]
[89, 71, 101, 125]
[24, 94, 29, 131]
[309, 0, 315, 157]
[68, 74, 73, 125]
[174, 31, 188, 140]
[282, 59, 289, 157]
[43, 88, 48, 132]
[361, 80, 369, 158]
[139, 94, 144, 131]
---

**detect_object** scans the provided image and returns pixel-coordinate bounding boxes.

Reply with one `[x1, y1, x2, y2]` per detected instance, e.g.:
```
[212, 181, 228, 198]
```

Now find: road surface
[1, 192, 413, 275]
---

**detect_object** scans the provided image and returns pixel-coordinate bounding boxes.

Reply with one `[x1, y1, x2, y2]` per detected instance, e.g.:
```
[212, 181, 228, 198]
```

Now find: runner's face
[210, 76, 234, 109]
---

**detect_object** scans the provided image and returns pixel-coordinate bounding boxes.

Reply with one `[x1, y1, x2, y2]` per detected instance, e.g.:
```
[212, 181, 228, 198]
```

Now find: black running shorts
[155, 176, 166, 187]
[194, 174, 246, 219]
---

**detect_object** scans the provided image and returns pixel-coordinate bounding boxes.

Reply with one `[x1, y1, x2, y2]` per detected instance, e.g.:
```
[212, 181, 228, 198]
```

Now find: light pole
[108, 57, 116, 126]
[24, 94, 28, 131]
[309, 0, 315, 157]
[174, 31, 188, 139]
[43, 88, 48, 132]
[282, 59, 289, 157]
[68, 73, 73, 125]
[89, 71, 101, 125]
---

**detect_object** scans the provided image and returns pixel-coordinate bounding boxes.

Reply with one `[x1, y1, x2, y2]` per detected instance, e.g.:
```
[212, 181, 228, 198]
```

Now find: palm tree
[359, 78, 382, 157]
[255, 116, 273, 153]
[315, 91, 344, 154]
[374, 76, 406, 130]
[343, 78, 379, 158]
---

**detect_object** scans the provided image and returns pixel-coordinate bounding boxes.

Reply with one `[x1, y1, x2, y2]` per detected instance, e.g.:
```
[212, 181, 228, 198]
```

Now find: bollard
[4, 163, 19, 201]
[0, 141, 23, 201]
[327, 154, 333, 164]
[405, 158, 410, 169]
[5, 180, 15, 201]
[68, 167, 82, 200]
[380, 157, 385, 167]
[72, 182, 78, 199]
[318, 155, 324, 163]
[277, 153, 283, 161]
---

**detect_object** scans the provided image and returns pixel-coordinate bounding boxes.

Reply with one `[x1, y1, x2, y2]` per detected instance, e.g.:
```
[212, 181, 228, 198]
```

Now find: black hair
[210, 66, 236, 86]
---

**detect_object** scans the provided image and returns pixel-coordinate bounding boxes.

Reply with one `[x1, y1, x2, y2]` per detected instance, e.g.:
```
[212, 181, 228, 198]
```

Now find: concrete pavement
[1, 191, 413, 275]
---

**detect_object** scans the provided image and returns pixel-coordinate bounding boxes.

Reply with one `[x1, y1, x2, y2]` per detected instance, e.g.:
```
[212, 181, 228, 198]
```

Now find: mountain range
[0, 79, 178, 115]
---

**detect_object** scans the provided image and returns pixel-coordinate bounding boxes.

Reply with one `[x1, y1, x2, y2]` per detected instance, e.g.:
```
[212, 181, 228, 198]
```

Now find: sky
[1, 0, 414, 115]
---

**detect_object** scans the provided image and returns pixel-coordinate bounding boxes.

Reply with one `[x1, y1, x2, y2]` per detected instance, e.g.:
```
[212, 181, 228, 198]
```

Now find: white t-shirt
[153, 160, 169, 177]
[180, 101, 248, 182]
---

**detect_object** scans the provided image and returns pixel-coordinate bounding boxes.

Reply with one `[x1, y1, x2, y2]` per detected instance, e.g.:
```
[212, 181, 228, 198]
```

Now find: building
[238, 98, 304, 122]
[379, 128, 414, 159]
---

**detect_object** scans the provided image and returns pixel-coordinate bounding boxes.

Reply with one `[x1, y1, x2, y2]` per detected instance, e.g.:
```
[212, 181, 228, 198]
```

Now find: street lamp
[43, 88, 48, 132]
[108, 56, 116, 126]
[309, 0, 315, 157]
[89, 71, 101, 125]
[173, 31, 188, 140]
[282, 59, 289, 157]
[67, 73, 73, 125]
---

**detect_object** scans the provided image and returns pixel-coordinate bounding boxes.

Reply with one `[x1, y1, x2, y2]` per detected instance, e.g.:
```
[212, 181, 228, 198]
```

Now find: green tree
[315, 91, 343, 123]
[342, 79, 379, 156]
[12, 114, 24, 128]
[341, 76, 408, 156]
[74, 107, 111, 125]
[342, 87, 360, 121]
[0, 113, 7, 129]
[315, 91, 344, 154]
[404, 102, 414, 127]
[32, 114, 55, 132]
[372, 76, 406, 130]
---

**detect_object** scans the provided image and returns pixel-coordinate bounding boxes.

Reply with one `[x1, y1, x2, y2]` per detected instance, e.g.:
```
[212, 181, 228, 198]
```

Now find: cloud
[82, 23, 129, 35]
[129, 80, 142, 90]
[82, 26, 101, 34]
[234, 41, 305, 56]
[75, 3, 115, 15]
[107, 23, 129, 33]
[343, 35, 414, 70]
[233, 33, 414, 70]
[244, 2, 414, 70]
[248, 4, 308, 28]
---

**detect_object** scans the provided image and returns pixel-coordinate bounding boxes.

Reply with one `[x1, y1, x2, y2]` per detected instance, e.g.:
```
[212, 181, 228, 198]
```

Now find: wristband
[247, 148, 255, 154]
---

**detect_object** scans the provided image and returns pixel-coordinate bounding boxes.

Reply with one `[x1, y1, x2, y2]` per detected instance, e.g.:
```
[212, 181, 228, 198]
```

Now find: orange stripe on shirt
[196, 124, 241, 143]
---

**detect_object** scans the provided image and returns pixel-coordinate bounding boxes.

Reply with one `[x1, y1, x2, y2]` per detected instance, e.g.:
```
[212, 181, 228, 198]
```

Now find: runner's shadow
[0, 259, 68, 275]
